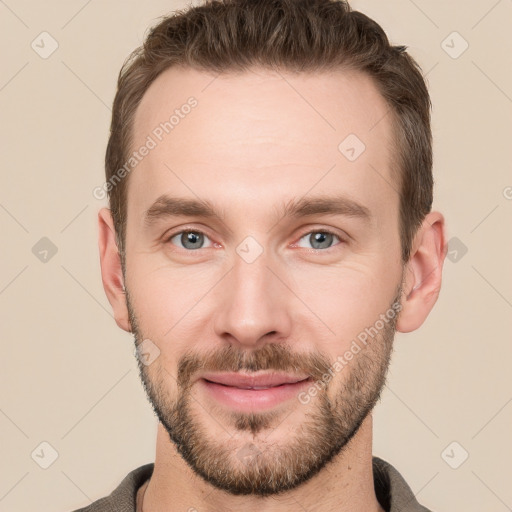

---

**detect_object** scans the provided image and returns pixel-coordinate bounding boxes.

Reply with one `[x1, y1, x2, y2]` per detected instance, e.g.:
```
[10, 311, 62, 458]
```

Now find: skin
[98, 66, 446, 512]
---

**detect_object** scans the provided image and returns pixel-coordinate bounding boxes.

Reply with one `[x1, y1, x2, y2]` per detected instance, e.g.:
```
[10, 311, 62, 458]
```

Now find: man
[77, 0, 446, 510]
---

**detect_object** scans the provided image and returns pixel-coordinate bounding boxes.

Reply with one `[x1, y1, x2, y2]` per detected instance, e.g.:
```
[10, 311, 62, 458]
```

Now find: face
[122, 66, 405, 495]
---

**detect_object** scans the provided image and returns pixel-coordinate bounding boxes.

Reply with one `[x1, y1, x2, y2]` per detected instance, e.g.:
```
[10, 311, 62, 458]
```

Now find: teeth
[238, 386, 272, 390]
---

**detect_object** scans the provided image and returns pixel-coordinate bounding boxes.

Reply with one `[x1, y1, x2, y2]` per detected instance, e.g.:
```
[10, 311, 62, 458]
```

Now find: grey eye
[169, 231, 211, 250]
[297, 231, 340, 250]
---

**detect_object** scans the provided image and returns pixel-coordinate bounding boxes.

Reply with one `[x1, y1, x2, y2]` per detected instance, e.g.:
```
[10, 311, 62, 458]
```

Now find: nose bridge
[213, 247, 292, 346]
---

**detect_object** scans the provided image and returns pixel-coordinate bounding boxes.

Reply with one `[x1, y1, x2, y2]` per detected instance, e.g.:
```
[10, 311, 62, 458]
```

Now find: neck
[141, 414, 384, 512]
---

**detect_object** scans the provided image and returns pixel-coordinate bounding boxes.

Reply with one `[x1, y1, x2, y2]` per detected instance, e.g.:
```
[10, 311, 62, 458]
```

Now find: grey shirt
[72, 456, 433, 512]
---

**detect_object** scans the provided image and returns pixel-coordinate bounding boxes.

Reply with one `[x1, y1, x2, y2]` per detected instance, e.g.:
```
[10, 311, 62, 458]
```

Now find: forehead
[128, 65, 397, 221]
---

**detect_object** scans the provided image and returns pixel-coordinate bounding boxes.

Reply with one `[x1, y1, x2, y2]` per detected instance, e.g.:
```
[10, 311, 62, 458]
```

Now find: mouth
[198, 372, 312, 412]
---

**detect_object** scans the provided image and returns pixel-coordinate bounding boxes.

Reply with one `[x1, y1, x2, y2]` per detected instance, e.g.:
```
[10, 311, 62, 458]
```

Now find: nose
[212, 250, 293, 348]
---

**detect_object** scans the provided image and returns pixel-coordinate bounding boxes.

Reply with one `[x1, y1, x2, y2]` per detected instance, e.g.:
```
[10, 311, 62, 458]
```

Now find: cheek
[288, 258, 399, 341]
[129, 280, 177, 336]
[125, 253, 166, 326]
[127, 259, 217, 351]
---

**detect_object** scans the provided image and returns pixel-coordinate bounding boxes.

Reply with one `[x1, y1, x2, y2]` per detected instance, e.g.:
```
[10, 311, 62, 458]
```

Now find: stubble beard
[126, 287, 400, 496]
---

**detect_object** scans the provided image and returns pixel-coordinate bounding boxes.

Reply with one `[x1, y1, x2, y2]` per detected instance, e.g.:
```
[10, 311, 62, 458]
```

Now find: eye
[165, 228, 344, 252]
[295, 230, 343, 250]
[167, 230, 213, 250]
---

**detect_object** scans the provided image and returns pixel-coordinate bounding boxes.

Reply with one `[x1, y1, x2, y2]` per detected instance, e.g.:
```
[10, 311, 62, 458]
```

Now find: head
[98, 0, 446, 497]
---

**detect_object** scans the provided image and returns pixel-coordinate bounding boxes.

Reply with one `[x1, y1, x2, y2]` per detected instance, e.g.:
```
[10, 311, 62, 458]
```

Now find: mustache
[176, 343, 333, 390]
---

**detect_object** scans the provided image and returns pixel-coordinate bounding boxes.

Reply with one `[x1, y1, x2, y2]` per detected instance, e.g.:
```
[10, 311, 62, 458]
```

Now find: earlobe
[396, 211, 447, 333]
[98, 208, 132, 332]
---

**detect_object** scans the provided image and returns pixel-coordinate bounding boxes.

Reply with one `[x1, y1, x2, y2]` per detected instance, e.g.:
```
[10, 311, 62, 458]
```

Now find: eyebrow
[143, 194, 372, 227]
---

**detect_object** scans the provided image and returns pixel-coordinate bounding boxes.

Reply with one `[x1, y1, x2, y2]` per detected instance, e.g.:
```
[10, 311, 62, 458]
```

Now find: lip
[198, 372, 312, 412]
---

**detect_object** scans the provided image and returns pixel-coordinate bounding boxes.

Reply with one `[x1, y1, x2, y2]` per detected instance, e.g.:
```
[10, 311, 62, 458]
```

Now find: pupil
[183, 232, 202, 249]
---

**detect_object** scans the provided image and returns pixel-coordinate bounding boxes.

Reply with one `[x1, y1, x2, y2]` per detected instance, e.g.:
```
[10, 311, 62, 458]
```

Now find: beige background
[1, 0, 511, 510]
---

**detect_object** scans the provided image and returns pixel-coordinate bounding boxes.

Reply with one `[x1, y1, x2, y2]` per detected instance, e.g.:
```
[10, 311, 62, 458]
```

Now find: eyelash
[164, 227, 346, 252]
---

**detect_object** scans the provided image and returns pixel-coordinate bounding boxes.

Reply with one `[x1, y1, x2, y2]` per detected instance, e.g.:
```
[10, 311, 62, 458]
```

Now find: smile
[198, 372, 312, 412]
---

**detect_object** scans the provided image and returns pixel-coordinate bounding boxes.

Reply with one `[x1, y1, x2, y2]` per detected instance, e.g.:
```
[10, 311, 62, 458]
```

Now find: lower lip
[200, 378, 312, 412]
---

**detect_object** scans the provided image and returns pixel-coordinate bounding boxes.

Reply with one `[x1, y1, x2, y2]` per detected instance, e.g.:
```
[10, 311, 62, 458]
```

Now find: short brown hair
[105, 0, 433, 263]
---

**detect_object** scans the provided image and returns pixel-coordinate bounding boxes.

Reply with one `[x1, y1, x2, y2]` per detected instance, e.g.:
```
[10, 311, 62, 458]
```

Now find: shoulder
[70, 463, 154, 512]
[372, 456, 435, 512]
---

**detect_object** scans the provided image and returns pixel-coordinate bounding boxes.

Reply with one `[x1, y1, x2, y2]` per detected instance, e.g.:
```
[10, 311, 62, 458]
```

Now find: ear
[396, 211, 447, 333]
[98, 208, 131, 332]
